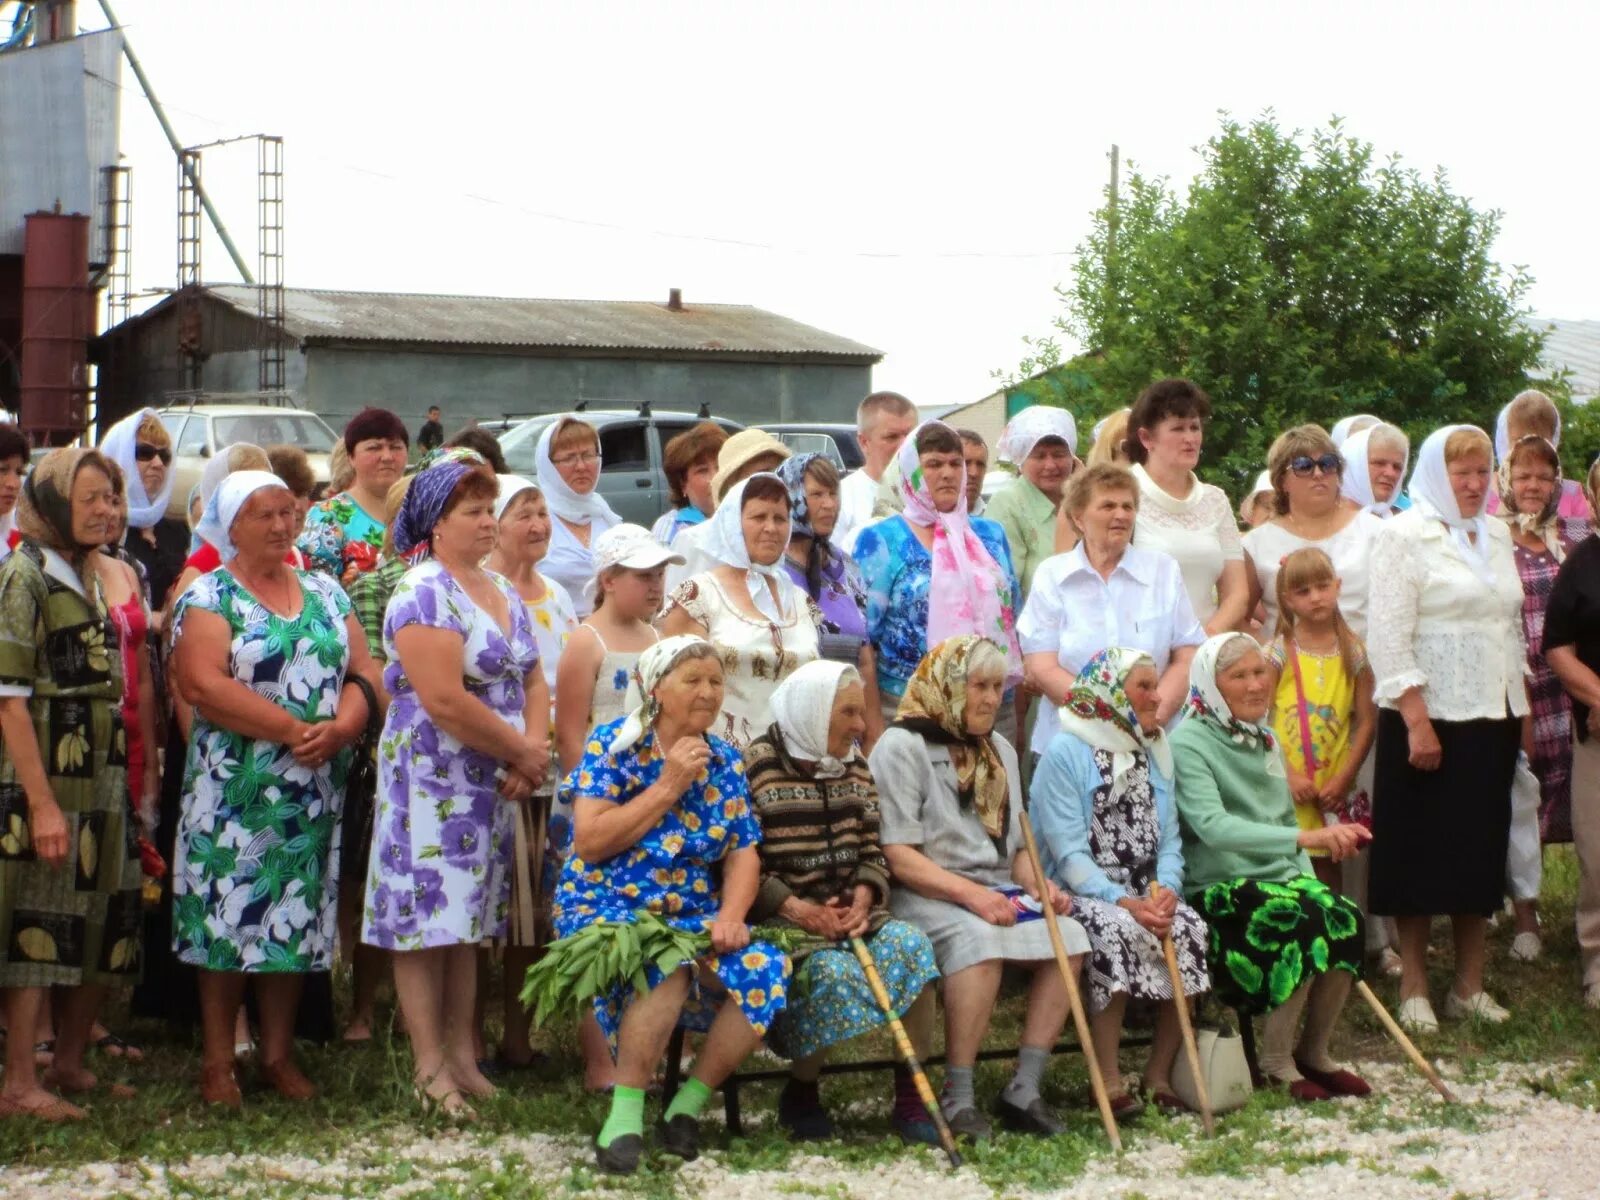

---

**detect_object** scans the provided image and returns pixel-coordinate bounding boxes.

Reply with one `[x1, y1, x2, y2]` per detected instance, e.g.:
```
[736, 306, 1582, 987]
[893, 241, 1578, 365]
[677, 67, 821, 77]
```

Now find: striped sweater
[744, 729, 892, 928]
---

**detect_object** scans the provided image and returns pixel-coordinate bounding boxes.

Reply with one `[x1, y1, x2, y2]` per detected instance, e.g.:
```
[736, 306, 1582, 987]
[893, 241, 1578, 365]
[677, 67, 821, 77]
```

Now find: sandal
[93, 1032, 145, 1063]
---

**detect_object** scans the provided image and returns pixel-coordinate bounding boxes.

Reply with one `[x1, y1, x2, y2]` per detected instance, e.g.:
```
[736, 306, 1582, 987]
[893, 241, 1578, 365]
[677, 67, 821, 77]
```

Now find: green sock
[597, 1085, 645, 1148]
[664, 1076, 713, 1122]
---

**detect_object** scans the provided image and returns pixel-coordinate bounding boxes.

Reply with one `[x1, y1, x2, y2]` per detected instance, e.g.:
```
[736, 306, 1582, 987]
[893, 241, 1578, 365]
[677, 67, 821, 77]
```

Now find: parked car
[765, 423, 864, 472]
[496, 406, 744, 526]
[156, 405, 338, 519]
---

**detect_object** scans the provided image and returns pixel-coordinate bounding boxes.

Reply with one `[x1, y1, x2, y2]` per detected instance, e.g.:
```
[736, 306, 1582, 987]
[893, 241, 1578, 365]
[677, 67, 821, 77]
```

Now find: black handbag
[338, 673, 384, 884]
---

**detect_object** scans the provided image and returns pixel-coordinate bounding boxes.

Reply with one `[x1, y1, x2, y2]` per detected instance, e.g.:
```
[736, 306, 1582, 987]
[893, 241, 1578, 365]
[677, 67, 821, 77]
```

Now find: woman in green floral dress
[0, 449, 142, 1122]
[296, 408, 409, 585]
[172, 471, 380, 1106]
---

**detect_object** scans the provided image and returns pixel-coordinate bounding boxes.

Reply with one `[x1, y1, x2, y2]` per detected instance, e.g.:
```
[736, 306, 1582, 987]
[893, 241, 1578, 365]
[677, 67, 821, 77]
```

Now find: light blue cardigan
[1029, 731, 1186, 903]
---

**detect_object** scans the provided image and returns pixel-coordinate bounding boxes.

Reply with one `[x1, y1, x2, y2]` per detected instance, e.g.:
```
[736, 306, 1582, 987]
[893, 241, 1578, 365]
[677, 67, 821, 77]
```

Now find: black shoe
[657, 1113, 701, 1161]
[778, 1080, 835, 1140]
[594, 1133, 644, 1175]
[942, 1105, 993, 1140]
[994, 1094, 1066, 1135]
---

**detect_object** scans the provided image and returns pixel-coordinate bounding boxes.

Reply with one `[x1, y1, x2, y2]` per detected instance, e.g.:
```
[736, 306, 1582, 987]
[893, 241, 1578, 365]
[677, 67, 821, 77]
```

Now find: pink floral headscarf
[896, 422, 1023, 688]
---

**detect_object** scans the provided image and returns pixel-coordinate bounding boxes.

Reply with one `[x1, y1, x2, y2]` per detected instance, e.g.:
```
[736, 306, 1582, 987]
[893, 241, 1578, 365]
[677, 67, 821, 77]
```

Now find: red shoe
[1293, 1058, 1372, 1098]
[1267, 1074, 1332, 1103]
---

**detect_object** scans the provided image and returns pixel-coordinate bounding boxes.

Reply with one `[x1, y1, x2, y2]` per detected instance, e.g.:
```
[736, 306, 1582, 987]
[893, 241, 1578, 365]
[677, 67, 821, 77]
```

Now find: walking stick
[1148, 883, 1215, 1136]
[1353, 980, 1457, 1102]
[848, 936, 963, 1169]
[1017, 812, 1122, 1152]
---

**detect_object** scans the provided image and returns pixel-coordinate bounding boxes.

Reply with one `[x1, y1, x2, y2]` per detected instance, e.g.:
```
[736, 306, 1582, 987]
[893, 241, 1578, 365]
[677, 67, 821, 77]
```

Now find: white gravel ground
[2, 1060, 1596, 1198]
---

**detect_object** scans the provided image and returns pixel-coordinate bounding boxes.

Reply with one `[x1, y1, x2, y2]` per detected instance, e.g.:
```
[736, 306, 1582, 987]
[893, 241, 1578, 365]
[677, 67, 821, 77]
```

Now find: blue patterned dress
[362, 560, 541, 950]
[553, 718, 791, 1044]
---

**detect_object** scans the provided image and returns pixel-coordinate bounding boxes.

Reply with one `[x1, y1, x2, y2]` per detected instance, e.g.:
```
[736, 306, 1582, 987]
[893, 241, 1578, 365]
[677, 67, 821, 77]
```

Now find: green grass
[3, 848, 1599, 1195]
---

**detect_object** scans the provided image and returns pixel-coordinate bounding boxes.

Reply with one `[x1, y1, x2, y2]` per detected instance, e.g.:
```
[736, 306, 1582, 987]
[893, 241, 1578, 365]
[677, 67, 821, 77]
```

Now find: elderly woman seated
[870, 635, 1087, 1140]
[745, 661, 940, 1143]
[1031, 649, 1210, 1118]
[1171, 633, 1373, 1102]
[554, 636, 791, 1175]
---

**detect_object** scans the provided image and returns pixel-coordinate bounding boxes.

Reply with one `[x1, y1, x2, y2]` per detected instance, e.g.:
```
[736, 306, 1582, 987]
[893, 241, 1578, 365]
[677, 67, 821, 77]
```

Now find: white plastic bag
[1506, 752, 1543, 902]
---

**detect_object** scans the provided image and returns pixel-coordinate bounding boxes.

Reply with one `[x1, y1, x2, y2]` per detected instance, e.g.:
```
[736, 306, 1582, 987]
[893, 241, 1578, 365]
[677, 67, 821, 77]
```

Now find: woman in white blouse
[1124, 380, 1249, 634]
[1367, 425, 1528, 1034]
[535, 417, 621, 618]
[1244, 425, 1386, 640]
[1019, 464, 1205, 761]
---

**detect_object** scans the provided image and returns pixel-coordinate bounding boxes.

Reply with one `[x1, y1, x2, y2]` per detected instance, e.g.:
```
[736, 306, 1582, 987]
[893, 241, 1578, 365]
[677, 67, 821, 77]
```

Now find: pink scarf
[896, 423, 1023, 687]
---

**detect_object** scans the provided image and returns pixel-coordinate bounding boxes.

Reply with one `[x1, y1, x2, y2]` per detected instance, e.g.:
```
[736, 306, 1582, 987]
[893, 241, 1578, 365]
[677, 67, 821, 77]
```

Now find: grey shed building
[94, 285, 881, 432]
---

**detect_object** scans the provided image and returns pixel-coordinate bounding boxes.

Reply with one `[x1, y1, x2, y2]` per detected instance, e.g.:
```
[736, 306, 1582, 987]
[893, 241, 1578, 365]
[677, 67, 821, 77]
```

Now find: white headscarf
[1340, 425, 1410, 516]
[1329, 414, 1379, 449]
[99, 408, 175, 529]
[769, 661, 861, 779]
[1182, 632, 1277, 753]
[1406, 424, 1497, 585]
[199, 443, 268, 512]
[1238, 469, 1273, 523]
[606, 635, 714, 755]
[998, 405, 1077, 466]
[700, 473, 798, 624]
[535, 421, 620, 526]
[194, 470, 289, 562]
[494, 474, 541, 521]
[1494, 398, 1562, 461]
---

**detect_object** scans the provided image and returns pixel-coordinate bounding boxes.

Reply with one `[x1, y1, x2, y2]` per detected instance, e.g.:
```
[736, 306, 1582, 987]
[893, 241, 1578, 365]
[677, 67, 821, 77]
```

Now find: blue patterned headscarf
[392, 461, 472, 562]
[775, 452, 836, 599]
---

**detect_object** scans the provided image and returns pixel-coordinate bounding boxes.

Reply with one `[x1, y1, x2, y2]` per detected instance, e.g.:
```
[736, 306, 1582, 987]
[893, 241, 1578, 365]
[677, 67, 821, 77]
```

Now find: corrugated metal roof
[204, 286, 882, 361]
[1531, 317, 1600, 403]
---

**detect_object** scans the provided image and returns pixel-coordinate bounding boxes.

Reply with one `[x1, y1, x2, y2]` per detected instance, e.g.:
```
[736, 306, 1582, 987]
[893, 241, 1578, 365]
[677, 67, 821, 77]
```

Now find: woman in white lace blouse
[1366, 425, 1529, 1035]
[1124, 380, 1249, 634]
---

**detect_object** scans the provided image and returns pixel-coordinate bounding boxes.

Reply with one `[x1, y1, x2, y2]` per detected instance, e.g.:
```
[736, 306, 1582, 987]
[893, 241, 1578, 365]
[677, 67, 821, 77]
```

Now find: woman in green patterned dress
[1171, 632, 1374, 1103]
[0, 449, 142, 1122]
[172, 471, 381, 1107]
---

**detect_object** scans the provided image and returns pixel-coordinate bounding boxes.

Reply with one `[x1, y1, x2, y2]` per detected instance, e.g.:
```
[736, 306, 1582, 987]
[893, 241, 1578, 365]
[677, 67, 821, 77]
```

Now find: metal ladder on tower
[257, 134, 286, 400]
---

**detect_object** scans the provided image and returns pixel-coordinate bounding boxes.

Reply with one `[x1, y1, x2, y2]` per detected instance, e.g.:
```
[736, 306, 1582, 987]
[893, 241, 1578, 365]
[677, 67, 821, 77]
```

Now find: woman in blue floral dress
[172, 471, 379, 1107]
[360, 461, 551, 1118]
[296, 408, 408, 584]
[555, 635, 791, 1175]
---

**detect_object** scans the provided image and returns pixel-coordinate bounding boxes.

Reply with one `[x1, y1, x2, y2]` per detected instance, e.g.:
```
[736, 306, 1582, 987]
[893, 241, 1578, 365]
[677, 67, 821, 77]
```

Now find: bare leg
[941, 961, 1002, 1069]
[1, 987, 78, 1114]
[901, 986, 937, 1060]
[1395, 915, 1432, 1002]
[614, 968, 691, 1090]
[198, 971, 248, 1075]
[344, 946, 387, 1041]
[391, 946, 463, 1110]
[687, 990, 762, 1088]
[1018, 957, 1071, 1050]
[1143, 1002, 1184, 1094]
[1450, 915, 1489, 999]
[255, 975, 305, 1068]
[581, 1009, 617, 1091]
[444, 945, 495, 1097]
[1512, 898, 1540, 937]
[1089, 993, 1128, 1096]
[45, 985, 105, 1091]
[790, 1050, 827, 1084]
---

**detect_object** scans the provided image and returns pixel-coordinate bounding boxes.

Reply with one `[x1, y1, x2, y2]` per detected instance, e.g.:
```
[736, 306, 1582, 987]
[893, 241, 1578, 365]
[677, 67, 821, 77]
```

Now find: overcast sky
[89, 0, 1600, 410]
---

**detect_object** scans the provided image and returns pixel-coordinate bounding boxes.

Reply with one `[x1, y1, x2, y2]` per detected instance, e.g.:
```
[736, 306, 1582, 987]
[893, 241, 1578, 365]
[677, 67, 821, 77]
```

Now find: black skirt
[1368, 708, 1520, 917]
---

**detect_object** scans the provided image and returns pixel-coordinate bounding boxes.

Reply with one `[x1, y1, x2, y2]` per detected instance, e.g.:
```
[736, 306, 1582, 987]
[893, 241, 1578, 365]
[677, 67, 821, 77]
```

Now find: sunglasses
[1289, 454, 1341, 478]
[135, 444, 173, 465]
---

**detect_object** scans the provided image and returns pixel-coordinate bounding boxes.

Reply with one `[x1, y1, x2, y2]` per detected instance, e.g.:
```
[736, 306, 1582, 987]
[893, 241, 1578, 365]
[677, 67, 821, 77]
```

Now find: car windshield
[212, 413, 338, 453]
[777, 432, 845, 470]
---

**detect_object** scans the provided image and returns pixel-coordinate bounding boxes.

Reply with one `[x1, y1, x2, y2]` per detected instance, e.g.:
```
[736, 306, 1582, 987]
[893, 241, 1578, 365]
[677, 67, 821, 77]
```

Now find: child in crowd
[1264, 548, 1377, 891]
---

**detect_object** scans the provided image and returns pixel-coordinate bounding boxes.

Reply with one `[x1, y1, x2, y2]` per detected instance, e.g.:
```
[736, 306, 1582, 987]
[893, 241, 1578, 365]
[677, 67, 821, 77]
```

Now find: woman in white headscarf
[99, 408, 187, 615]
[534, 418, 621, 617]
[171, 471, 381, 1107]
[743, 660, 941, 1142]
[985, 406, 1079, 596]
[1329, 414, 1379, 450]
[1340, 424, 1411, 518]
[1367, 425, 1528, 1033]
[660, 473, 824, 746]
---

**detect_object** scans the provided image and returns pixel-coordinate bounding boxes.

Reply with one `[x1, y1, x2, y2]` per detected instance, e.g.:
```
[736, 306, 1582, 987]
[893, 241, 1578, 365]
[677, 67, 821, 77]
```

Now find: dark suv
[496, 406, 744, 525]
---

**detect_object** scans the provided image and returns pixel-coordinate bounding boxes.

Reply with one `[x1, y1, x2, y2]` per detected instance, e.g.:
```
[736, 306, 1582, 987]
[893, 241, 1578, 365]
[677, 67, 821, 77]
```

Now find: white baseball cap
[585, 523, 686, 604]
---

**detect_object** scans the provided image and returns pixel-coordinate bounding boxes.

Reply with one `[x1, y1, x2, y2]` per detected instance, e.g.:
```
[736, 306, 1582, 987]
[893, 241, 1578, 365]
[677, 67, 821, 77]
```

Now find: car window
[159, 413, 189, 444]
[778, 432, 845, 470]
[213, 413, 337, 453]
[599, 423, 649, 471]
[176, 418, 208, 456]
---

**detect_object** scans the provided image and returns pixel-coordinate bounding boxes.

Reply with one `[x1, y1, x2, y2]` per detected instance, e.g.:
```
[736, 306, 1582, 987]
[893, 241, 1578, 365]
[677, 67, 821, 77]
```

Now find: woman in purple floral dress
[361, 461, 552, 1118]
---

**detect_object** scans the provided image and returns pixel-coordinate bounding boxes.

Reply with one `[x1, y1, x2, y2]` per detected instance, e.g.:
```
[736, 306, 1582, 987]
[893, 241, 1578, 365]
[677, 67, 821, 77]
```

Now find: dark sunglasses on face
[1289, 453, 1342, 478]
[135, 444, 172, 465]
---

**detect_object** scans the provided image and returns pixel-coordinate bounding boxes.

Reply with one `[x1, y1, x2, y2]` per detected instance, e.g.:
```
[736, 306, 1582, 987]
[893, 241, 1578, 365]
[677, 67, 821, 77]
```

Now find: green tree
[1017, 114, 1556, 494]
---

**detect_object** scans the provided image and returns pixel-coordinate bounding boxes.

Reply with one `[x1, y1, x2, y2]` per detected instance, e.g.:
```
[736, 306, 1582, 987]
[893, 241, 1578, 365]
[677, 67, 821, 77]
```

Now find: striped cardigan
[744, 728, 892, 929]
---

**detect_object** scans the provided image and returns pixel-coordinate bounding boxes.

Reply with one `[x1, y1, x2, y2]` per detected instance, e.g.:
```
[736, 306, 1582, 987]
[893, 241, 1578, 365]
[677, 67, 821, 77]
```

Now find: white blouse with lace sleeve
[1367, 509, 1529, 722]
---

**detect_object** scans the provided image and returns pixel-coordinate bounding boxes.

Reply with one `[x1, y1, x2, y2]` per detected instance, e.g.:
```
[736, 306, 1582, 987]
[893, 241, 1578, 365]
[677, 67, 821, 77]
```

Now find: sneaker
[1509, 931, 1542, 963]
[656, 1114, 701, 1161]
[1397, 996, 1440, 1034]
[594, 1133, 644, 1175]
[777, 1080, 835, 1141]
[941, 1106, 992, 1140]
[1443, 990, 1510, 1024]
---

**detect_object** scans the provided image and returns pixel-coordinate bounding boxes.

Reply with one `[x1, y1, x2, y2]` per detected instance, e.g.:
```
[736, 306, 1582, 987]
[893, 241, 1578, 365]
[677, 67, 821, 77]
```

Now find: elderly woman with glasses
[1244, 425, 1386, 641]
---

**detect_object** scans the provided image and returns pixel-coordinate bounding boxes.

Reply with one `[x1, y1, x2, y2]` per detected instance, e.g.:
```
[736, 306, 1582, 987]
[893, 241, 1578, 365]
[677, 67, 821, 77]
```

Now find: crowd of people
[0, 383, 1592, 1177]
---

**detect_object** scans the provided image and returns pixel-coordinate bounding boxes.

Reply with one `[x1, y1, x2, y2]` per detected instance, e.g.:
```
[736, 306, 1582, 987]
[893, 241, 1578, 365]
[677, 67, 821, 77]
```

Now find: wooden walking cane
[1149, 883, 1215, 1136]
[1017, 812, 1122, 1152]
[1354, 980, 1457, 1102]
[848, 936, 963, 1169]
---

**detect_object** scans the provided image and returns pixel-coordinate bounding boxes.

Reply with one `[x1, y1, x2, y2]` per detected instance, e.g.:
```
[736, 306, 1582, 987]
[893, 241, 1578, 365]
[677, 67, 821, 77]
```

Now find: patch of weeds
[1412, 1165, 1448, 1185]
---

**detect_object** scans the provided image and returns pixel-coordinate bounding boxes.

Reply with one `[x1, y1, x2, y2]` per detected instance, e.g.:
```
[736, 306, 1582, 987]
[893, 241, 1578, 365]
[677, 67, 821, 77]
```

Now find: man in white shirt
[833, 391, 918, 554]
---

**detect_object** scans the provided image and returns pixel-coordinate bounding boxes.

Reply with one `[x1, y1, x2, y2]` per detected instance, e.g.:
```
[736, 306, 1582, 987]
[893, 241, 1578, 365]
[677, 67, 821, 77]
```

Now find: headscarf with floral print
[17, 447, 116, 594]
[391, 460, 473, 564]
[1183, 632, 1277, 752]
[896, 421, 1023, 688]
[893, 634, 1010, 853]
[1058, 647, 1173, 787]
[1497, 434, 1568, 562]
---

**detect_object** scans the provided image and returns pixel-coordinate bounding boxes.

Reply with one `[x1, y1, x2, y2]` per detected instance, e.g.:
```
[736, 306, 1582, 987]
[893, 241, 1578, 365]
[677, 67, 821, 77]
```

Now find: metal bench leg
[663, 1026, 686, 1106]
[724, 1073, 743, 1137]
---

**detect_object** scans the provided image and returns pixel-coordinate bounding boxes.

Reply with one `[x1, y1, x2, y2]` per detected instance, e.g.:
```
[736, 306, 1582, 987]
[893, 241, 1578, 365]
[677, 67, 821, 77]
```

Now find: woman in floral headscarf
[873, 636, 1086, 1140]
[1171, 633, 1372, 1103]
[853, 422, 1023, 736]
[361, 461, 550, 1119]
[0, 449, 143, 1121]
[1031, 648, 1209, 1116]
